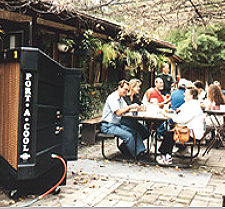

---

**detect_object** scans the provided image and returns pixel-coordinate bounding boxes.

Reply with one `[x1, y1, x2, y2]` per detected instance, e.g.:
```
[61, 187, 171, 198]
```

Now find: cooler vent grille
[0, 63, 20, 170]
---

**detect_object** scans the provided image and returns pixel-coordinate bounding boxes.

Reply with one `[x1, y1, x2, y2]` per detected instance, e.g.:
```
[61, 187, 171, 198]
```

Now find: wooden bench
[97, 133, 119, 159]
[173, 140, 201, 164]
[80, 117, 102, 145]
[80, 117, 119, 158]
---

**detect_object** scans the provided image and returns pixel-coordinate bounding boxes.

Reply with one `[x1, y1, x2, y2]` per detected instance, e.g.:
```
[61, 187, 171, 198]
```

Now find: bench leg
[190, 144, 194, 163]
[116, 137, 120, 149]
[101, 138, 108, 159]
[101, 136, 119, 160]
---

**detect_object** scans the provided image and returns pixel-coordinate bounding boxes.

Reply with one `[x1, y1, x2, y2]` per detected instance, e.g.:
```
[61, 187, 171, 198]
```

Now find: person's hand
[160, 109, 171, 118]
[160, 109, 166, 116]
[129, 103, 140, 110]
[176, 108, 181, 113]
[139, 104, 146, 111]
[158, 103, 164, 109]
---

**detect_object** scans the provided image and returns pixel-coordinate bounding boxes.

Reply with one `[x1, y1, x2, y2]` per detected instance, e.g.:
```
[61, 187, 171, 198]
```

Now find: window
[3, 31, 24, 49]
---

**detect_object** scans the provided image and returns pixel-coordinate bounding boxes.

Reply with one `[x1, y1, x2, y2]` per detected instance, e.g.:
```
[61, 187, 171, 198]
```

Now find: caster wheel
[52, 186, 61, 195]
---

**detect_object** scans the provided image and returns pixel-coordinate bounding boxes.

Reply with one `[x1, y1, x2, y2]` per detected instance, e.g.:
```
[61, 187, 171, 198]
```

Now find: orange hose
[18, 154, 67, 207]
[39, 154, 67, 199]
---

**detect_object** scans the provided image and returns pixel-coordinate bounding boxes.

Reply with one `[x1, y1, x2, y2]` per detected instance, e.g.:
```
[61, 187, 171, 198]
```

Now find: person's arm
[163, 95, 171, 104]
[161, 103, 196, 124]
[144, 88, 154, 102]
[115, 103, 140, 116]
[170, 109, 196, 124]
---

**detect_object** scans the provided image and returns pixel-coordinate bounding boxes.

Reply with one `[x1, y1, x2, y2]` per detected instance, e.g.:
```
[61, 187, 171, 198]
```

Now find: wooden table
[203, 110, 225, 155]
[123, 111, 168, 161]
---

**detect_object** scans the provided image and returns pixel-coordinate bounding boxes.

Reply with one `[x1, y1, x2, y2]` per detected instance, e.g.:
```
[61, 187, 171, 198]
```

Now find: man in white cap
[170, 78, 188, 111]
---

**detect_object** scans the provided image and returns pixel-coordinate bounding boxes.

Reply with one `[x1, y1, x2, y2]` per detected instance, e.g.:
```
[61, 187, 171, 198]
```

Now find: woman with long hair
[204, 84, 225, 146]
[123, 78, 143, 105]
[206, 84, 225, 110]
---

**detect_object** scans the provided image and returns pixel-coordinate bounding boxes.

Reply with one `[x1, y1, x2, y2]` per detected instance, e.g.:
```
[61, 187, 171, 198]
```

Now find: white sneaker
[165, 154, 172, 163]
[156, 154, 172, 165]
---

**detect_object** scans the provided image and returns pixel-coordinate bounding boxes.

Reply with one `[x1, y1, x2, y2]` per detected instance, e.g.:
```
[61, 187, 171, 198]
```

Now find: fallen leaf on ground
[178, 173, 184, 177]
[192, 172, 199, 175]
[74, 176, 80, 180]
[81, 172, 87, 175]
[80, 179, 88, 184]
[89, 185, 95, 188]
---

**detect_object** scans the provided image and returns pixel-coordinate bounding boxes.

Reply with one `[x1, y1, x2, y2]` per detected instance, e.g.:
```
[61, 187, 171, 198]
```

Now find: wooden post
[89, 54, 95, 86]
[170, 61, 176, 80]
[102, 66, 108, 83]
[31, 17, 38, 47]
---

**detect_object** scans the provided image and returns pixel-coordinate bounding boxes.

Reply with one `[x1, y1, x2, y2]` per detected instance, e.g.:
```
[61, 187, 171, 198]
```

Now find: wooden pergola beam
[0, 9, 32, 22]
[37, 17, 108, 40]
[37, 18, 77, 32]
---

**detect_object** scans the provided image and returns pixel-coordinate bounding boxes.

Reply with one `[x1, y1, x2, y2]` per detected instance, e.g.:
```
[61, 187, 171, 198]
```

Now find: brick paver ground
[1, 138, 225, 207]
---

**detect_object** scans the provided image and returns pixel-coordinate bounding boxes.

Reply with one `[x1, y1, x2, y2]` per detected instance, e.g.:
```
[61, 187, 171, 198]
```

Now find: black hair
[117, 80, 129, 88]
[193, 80, 205, 89]
[189, 87, 199, 100]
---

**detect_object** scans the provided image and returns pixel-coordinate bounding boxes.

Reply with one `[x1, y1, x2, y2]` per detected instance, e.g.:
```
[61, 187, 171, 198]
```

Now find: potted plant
[57, 38, 75, 53]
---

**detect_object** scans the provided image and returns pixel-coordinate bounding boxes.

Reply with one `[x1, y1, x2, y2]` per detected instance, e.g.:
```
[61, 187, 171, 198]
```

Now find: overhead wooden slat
[0, 9, 32, 22]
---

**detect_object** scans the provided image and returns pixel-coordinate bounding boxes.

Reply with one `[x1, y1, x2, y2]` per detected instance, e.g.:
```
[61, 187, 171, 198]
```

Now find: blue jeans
[121, 117, 150, 140]
[157, 119, 174, 137]
[101, 123, 145, 157]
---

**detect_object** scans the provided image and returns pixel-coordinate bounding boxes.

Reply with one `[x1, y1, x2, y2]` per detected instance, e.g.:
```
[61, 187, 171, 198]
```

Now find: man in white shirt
[101, 80, 146, 158]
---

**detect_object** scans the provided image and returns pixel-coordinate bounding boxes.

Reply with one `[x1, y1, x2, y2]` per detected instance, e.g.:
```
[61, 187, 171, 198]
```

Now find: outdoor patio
[1, 138, 224, 207]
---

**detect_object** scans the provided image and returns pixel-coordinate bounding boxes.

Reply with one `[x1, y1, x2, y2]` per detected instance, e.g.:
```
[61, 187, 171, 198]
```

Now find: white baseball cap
[178, 79, 188, 88]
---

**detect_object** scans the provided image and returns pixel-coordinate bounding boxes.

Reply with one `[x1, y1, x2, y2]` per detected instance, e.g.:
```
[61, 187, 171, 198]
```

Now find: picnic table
[123, 111, 168, 161]
[203, 110, 225, 156]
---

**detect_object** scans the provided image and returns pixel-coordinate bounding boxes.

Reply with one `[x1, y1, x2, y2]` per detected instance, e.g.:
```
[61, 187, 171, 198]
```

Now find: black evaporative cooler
[0, 47, 81, 196]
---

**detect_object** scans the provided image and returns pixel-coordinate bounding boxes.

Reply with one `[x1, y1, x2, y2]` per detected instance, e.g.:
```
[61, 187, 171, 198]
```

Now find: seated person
[157, 78, 188, 139]
[157, 87, 205, 165]
[101, 80, 146, 158]
[193, 80, 206, 103]
[170, 79, 188, 111]
[121, 78, 150, 143]
[213, 81, 225, 96]
[143, 77, 169, 108]
[204, 84, 225, 146]
[205, 83, 225, 111]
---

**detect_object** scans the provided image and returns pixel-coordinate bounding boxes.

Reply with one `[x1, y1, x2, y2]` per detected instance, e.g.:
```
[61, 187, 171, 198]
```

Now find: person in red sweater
[143, 77, 165, 108]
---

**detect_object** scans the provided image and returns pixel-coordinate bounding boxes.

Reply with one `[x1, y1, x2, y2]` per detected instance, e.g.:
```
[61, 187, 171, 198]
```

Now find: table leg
[134, 132, 137, 162]
[155, 129, 158, 161]
[203, 114, 224, 155]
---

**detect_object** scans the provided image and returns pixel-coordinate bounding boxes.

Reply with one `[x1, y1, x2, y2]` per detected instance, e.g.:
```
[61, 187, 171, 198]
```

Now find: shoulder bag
[172, 124, 192, 145]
